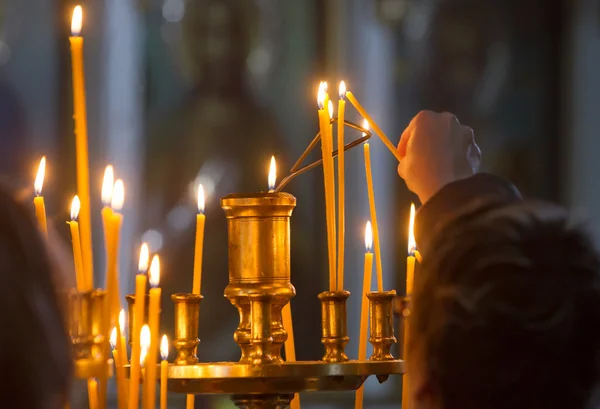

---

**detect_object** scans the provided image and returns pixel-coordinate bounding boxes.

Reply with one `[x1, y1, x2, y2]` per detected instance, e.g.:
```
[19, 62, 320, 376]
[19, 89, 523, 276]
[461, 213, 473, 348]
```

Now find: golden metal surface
[172, 293, 202, 365]
[221, 193, 296, 364]
[74, 357, 114, 379]
[318, 291, 350, 363]
[126, 360, 404, 394]
[368, 291, 397, 362]
[125, 293, 149, 347]
[68, 289, 106, 361]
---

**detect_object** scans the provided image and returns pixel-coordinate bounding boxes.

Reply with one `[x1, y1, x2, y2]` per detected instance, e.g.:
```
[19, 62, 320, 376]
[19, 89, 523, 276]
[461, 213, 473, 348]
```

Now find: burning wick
[268, 156, 277, 192]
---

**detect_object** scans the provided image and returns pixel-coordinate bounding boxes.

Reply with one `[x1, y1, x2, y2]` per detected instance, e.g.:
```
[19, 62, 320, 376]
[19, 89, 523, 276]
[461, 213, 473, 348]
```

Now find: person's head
[0, 185, 71, 408]
[410, 201, 600, 409]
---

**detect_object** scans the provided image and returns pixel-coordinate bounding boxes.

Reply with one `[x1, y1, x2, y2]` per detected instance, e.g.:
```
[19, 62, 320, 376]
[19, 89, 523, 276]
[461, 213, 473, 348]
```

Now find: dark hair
[411, 201, 600, 409]
[0, 186, 71, 408]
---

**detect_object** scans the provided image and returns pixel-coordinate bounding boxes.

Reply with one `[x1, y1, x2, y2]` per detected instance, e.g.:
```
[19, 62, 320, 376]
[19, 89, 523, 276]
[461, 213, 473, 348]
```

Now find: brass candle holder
[318, 290, 350, 363]
[368, 290, 397, 362]
[171, 293, 202, 365]
[221, 192, 296, 364]
[125, 293, 149, 347]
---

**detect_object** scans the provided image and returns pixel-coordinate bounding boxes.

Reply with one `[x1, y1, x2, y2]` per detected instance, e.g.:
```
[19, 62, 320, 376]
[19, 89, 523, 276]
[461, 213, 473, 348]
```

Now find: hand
[397, 111, 481, 203]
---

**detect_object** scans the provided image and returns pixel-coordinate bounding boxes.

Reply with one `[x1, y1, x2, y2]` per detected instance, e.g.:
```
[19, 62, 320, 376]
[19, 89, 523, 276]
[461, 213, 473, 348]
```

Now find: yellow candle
[160, 335, 169, 409]
[192, 185, 205, 295]
[100, 166, 114, 292]
[406, 203, 417, 295]
[144, 255, 162, 409]
[117, 309, 129, 402]
[128, 260, 147, 409]
[363, 141, 384, 292]
[106, 179, 124, 328]
[415, 250, 422, 264]
[186, 395, 195, 409]
[346, 91, 403, 163]
[327, 100, 337, 286]
[282, 303, 301, 409]
[68, 196, 85, 291]
[355, 222, 374, 409]
[33, 156, 48, 238]
[317, 83, 336, 291]
[70, 6, 94, 287]
[110, 328, 127, 409]
[88, 378, 99, 409]
[337, 82, 346, 291]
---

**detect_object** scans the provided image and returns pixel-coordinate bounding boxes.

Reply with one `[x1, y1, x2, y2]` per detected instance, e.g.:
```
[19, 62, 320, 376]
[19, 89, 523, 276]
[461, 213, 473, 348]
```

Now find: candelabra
[66, 120, 405, 409]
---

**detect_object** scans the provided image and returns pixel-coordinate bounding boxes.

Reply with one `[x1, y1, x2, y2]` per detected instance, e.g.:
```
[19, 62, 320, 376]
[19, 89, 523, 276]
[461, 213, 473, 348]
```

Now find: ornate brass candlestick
[368, 291, 397, 361]
[172, 293, 202, 365]
[222, 192, 297, 364]
[319, 290, 350, 363]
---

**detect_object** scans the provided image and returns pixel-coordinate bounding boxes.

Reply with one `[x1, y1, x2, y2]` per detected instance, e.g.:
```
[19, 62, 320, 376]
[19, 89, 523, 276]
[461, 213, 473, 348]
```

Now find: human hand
[397, 111, 481, 203]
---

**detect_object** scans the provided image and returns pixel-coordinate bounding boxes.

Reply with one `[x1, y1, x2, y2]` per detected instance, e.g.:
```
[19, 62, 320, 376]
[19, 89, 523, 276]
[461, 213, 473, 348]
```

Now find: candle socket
[222, 193, 296, 364]
[368, 291, 397, 362]
[318, 290, 350, 363]
[68, 289, 107, 361]
[125, 293, 150, 348]
[172, 293, 202, 365]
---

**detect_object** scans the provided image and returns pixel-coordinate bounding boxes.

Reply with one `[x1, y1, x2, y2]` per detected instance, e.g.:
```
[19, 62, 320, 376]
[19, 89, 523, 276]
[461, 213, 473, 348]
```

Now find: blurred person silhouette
[398, 111, 600, 409]
[0, 184, 72, 409]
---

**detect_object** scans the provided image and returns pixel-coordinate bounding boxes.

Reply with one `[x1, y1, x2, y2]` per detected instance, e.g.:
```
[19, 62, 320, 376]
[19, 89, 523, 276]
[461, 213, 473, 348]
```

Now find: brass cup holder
[367, 290, 397, 362]
[68, 289, 106, 361]
[172, 293, 202, 365]
[125, 293, 149, 347]
[318, 290, 350, 363]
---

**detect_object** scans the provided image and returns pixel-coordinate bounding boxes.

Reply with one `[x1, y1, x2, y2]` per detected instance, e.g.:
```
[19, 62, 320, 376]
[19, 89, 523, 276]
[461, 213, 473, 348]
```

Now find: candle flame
[110, 327, 117, 349]
[328, 100, 334, 120]
[408, 203, 416, 255]
[317, 82, 326, 109]
[34, 156, 46, 196]
[197, 184, 205, 214]
[70, 195, 81, 220]
[119, 309, 126, 335]
[339, 81, 347, 100]
[140, 346, 148, 366]
[268, 156, 276, 191]
[138, 242, 150, 273]
[160, 335, 169, 360]
[111, 179, 125, 211]
[365, 221, 373, 253]
[101, 165, 114, 206]
[362, 119, 370, 137]
[71, 6, 83, 36]
[149, 255, 160, 287]
[140, 324, 151, 350]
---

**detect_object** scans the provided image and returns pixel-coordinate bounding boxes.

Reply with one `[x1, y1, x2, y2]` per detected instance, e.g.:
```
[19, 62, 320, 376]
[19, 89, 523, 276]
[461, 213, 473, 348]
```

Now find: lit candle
[129, 245, 149, 409]
[110, 327, 127, 409]
[69, 5, 94, 286]
[317, 82, 336, 291]
[160, 335, 169, 409]
[355, 221, 374, 409]
[363, 122, 384, 292]
[107, 179, 124, 329]
[68, 195, 85, 291]
[337, 81, 346, 291]
[117, 309, 128, 364]
[346, 90, 402, 163]
[268, 156, 276, 192]
[88, 378, 99, 409]
[144, 255, 161, 409]
[33, 156, 48, 238]
[192, 184, 205, 295]
[406, 203, 416, 295]
[140, 324, 151, 367]
[101, 166, 114, 270]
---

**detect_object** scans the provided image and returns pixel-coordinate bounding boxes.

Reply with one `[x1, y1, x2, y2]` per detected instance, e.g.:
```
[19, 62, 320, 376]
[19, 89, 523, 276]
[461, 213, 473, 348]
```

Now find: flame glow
[141, 324, 151, 350]
[339, 81, 347, 100]
[119, 309, 126, 335]
[111, 179, 125, 211]
[197, 184, 205, 214]
[34, 157, 46, 196]
[70, 195, 81, 221]
[365, 221, 373, 253]
[140, 346, 148, 366]
[160, 335, 169, 360]
[71, 6, 82, 36]
[268, 156, 276, 191]
[408, 203, 416, 255]
[328, 100, 334, 119]
[101, 165, 114, 206]
[149, 255, 160, 287]
[317, 82, 326, 109]
[110, 327, 117, 349]
[138, 243, 150, 273]
[362, 119, 370, 137]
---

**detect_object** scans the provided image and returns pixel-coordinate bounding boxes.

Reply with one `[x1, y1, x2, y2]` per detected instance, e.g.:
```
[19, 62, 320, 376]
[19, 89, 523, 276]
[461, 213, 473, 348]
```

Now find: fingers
[398, 110, 435, 158]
